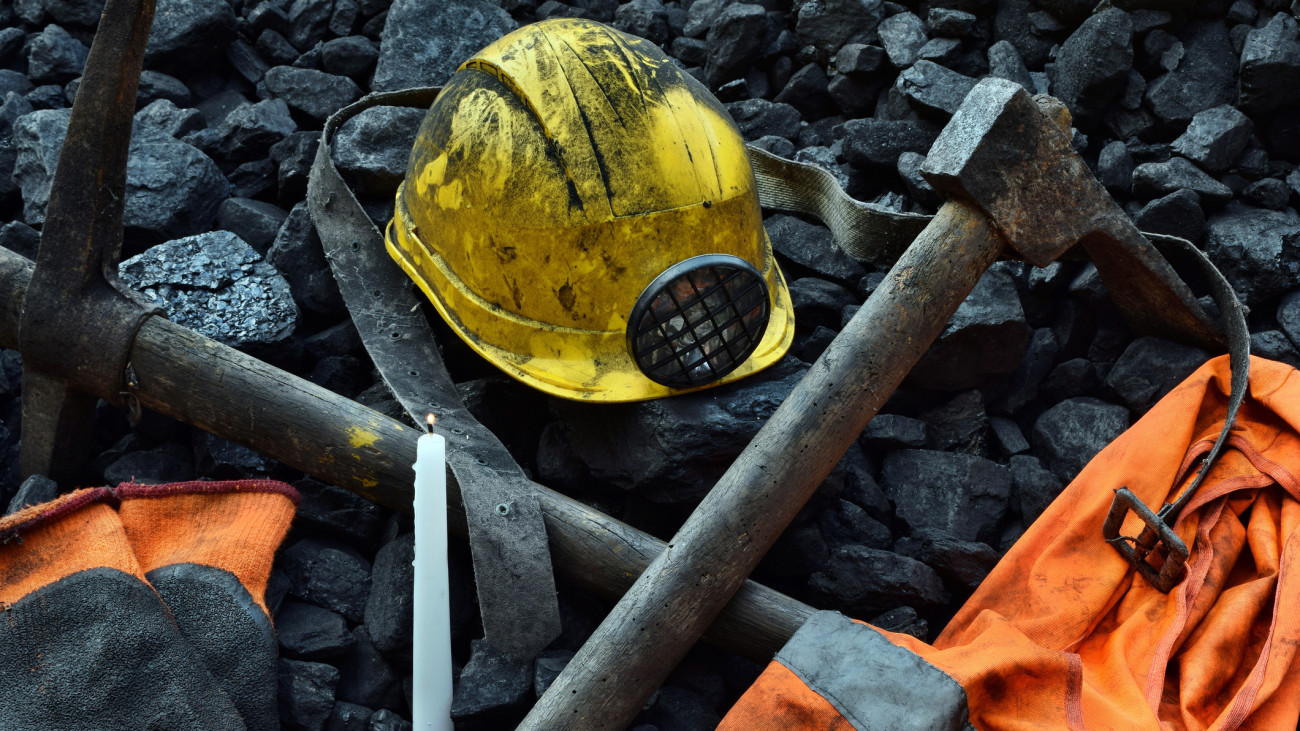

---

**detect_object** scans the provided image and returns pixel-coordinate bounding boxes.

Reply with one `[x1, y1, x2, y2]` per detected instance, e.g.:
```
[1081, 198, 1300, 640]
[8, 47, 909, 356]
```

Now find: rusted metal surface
[17, 0, 159, 483]
[920, 78, 1224, 349]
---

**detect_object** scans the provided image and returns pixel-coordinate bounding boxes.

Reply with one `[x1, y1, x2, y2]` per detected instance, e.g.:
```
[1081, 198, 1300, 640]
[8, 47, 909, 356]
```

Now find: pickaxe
[521, 78, 1228, 729]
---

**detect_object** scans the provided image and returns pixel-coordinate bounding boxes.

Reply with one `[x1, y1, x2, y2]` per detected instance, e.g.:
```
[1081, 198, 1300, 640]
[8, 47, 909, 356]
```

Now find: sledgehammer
[522, 78, 1223, 729]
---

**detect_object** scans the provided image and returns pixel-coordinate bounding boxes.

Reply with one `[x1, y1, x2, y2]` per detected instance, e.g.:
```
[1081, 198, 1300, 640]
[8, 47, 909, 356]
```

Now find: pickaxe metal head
[920, 77, 1226, 348]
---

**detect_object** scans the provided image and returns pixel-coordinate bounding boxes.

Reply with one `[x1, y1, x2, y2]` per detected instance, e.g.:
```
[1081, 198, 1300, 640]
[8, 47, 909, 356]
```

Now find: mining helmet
[385, 18, 794, 402]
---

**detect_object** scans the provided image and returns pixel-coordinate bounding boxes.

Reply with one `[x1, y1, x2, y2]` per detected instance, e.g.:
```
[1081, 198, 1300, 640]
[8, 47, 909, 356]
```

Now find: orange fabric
[0, 487, 141, 606]
[718, 662, 856, 730]
[724, 357, 1300, 730]
[117, 479, 299, 615]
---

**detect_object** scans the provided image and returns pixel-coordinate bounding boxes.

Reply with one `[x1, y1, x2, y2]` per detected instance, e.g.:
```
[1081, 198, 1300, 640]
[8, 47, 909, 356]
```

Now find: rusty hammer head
[919, 77, 1116, 268]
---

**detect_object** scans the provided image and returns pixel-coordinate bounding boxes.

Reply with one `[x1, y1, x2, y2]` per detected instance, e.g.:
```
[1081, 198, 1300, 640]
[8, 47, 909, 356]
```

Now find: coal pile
[1, 0, 1299, 727]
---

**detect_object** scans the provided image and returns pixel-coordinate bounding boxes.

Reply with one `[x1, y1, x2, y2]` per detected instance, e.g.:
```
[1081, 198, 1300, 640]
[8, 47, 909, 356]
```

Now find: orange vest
[722, 356, 1300, 730]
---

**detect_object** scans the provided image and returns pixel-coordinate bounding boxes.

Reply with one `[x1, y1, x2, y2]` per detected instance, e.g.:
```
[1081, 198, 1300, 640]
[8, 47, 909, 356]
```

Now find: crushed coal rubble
[1, 0, 1299, 727]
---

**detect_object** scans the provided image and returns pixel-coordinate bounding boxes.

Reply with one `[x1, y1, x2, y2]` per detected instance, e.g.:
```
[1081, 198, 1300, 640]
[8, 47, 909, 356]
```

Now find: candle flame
[425, 413, 436, 434]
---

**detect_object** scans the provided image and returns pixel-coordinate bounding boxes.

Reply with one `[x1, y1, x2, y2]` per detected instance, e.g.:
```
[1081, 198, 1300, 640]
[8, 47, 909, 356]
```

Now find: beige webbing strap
[747, 145, 931, 265]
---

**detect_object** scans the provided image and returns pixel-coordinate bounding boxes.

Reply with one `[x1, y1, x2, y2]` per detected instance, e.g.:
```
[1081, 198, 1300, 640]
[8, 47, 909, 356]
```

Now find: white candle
[413, 415, 453, 730]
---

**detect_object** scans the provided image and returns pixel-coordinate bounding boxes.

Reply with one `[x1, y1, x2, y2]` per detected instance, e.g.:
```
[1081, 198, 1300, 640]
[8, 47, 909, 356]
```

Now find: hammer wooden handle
[521, 198, 1004, 730]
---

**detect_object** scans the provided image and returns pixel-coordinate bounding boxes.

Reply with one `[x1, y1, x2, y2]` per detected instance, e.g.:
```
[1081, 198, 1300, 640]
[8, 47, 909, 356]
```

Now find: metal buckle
[1102, 487, 1189, 593]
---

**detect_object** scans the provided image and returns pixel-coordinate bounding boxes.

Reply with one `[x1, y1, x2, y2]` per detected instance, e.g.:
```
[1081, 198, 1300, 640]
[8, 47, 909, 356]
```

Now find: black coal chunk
[215, 99, 298, 165]
[367, 709, 412, 731]
[145, 0, 237, 73]
[294, 477, 386, 547]
[879, 11, 927, 67]
[841, 117, 940, 169]
[860, 413, 928, 449]
[281, 537, 373, 623]
[5, 474, 58, 515]
[908, 269, 1030, 391]
[264, 66, 363, 122]
[638, 686, 722, 730]
[27, 24, 89, 85]
[336, 626, 401, 708]
[277, 600, 356, 660]
[896, 60, 978, 116]
[894, 528, 1000, 590]
[321, 36, 380, 79]
[705, 3, 767, 86]
[1032, 397, 1130, 483]
[773, 63, 837, 121]
[1009, 454, 1064, 524]
[1143, 20, 1237, 125]
[1170, 104, 1253, 174]
[268, 202, 345, 317]
[451, 639, 533, 721]
[724, 98, 802, 141]
[217, 198, 290, 255]
[371, 0, 517, 91]
[326, 702, 374, 731]
[809, 545, 950, 615]
[1203, 203, 1300, 308]
[795, 0, 885, 57]
[613, 0, 670, 46]
[1277, 291, 1300, 351]
[880, 449, 1011, 545]
[1049, 8, 1133, 130]
[1131, 157, 1232, 203]
[1238, 13, 1300, 116]
[1106, 336, 1209, 412]
[278, 658, 340, 731]
[364, 533, 414, 655]
[1133, 189, 1205, 245]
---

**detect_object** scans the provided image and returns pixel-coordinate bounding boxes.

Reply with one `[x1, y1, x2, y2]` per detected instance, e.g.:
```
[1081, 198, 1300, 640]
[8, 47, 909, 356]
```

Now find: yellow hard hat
[385, 18, 794, 402]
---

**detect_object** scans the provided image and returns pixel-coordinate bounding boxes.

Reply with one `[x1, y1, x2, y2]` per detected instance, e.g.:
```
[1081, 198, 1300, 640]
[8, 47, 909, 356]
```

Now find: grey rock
[0, 220, 39, 261]
[834, 43, 885, 75]
[878, 11, 927, 68]
[1143, 20, 1238, 124]
[326, 703, 375, 731]
[330, 0, 358, 37]
[1239, 13, 1300, 115]
[0, 28, 22, 68]
[1171, 105, 1253, 174]
[277, 600, 356, 660]
[216, 198, 289, 254]
[257, 28, 300, 66]
[334, 105, 426, 194]
[1106, 336, 1208, 412]
[880, 449, 1011, 544]
[287, 0, 333, 50]
[989, 416, 1030, 456]
[336, 627, 399, 708]
[860, 413, 928, 448]
[372, 0, 516, 91]
[764, 520, 830, 580]
[267, 202, 344, 317]
[281, 537, 373, 623]
[119, 231, 298, 347]
[134, 99, 205, 139]
[1133, 189, 1205, 245]
[1279, 290, 1300, 349]
[321, 36, 380, 79]
[1132, 157, 1233, 202]
[796, 0, 885, 56]
[774, 63, 837, 120]
[278, 659, 339, 731]
[869, 605, 927, 640]
[106, 445, 195, 489]
[5, 474, 59, 515]
[1032, 397, 1130, 483]
[27, 24, 88, 85]
[765, 214, 865, 285]
[613, 0, 669, 46]
[706, 3, 768, 87]
[540, 358, 808, 503]
[137, 70, 192, 109]
[42, 0, 102, 26]
[1049, 9, 1133, 130]
[15, 110, 230, 238]
[364, 533, 414, 654]
[194, 433, 274, 481]
[367, 709, 411, 731]
[993, 0, 1054, 69]
[894, 528, 999, 589]
[896, 59, 977, 116]
[451, 639, 533, 718]
[1097, 140, 1133, 196]
[909, 269, 1030, 391]
[145, 0, 238, 72]
[724, 98, 801, 141]
[226, 38, 269, 86]
[986, 40, 1035, 92]
[0, 70, 35, 99]
[917, 37, 963, 66]
[264, 66, 362, 121]
[809, 545, 950, 615]
[683, 0, 724, 38]
[534, 650, 574, 697]
[840, 116, 939, 168]
[216, 98, 297, 164]
[1204, 203, 1300, 308]
[669, 36, 708, 67]
[1009, 454, 1063, 524]
[270, 130, 320, 204]
[928, 8, 976, 37]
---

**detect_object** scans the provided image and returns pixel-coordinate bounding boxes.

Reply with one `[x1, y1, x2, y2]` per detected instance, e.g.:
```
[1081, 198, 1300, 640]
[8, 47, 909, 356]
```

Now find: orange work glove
[0, 487, 246, 729]
[118, 479, 299, 731]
